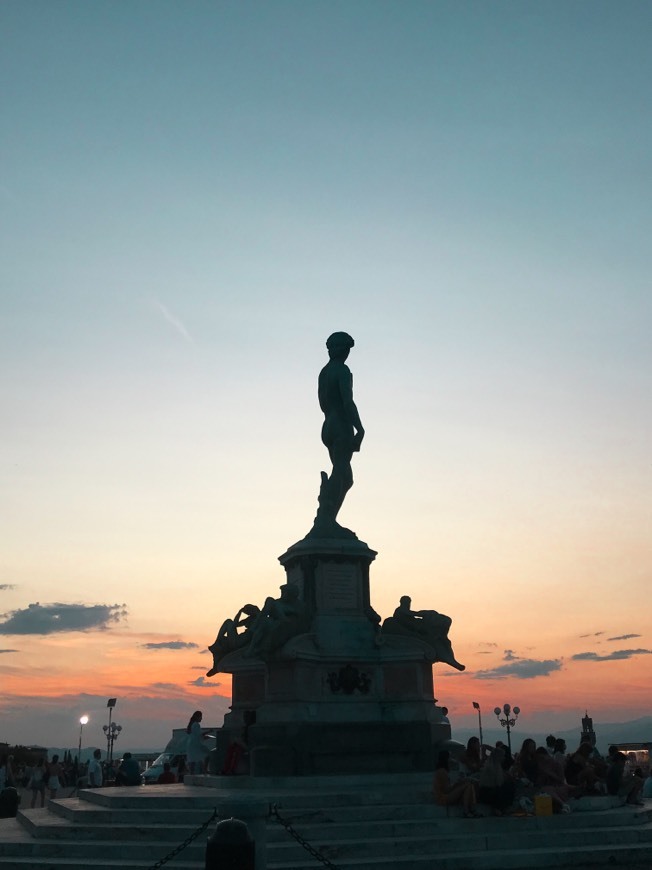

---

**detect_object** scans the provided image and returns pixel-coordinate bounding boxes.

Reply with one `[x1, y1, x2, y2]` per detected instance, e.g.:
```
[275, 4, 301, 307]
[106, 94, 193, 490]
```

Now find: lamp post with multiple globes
[103, 722, 122, 770]
[102, 698, 121, 772]
[493, 703, 521, 752]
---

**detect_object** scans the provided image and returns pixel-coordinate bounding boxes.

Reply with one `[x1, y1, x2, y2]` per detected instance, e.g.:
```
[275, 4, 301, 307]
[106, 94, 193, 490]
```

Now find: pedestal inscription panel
[315, 561, 361, 612]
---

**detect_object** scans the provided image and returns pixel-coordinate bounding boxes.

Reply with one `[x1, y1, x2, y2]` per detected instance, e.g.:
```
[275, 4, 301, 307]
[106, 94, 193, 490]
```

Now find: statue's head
[326, 332, 354, 360]
[399, 595, 411, 607]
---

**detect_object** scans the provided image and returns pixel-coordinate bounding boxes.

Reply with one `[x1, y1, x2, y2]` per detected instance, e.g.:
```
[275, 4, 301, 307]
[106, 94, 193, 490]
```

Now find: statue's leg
[326, 435, 354, 521]
[435, 641, 466, 671]
[217, 618, 236, 645]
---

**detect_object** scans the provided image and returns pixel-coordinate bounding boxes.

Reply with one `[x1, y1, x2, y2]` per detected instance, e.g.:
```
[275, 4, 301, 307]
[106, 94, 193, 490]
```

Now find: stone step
[274, 798, 646, 826]
[75, 787, 220, 809]
[17, 809, 217, 843]
[1, 784, 650, 870]
[0, 835, 208, 862]
[15, 796, 652, 835]
[266, 842, 652, 870]
[0, 860, 201, 870]
[268, 823, 652, 863]
[47, 801, 218, 825]
[3, 839, 652, 870]
[43, 788, 642, 827]
[8, 812, 652, 865]
[270, 816, 652, 847]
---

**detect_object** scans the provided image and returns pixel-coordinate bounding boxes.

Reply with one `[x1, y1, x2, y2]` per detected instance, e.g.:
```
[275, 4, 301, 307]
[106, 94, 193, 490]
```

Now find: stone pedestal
[215, 534, 451, 776]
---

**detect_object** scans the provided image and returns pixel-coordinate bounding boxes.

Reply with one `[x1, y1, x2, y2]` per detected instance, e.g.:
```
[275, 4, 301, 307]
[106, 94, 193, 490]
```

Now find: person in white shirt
[87, 749, 103, 788]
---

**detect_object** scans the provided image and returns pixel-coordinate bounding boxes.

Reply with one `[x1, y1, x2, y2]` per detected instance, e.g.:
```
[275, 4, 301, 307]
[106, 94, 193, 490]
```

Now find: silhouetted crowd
[433, 733, 649, 817]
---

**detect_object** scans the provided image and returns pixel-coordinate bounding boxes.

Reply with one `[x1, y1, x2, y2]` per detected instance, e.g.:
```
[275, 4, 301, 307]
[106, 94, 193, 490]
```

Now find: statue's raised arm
[312, 332, 364, 537]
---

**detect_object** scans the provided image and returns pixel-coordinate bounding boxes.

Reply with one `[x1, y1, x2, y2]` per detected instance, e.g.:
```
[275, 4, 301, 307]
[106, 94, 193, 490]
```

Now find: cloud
[503, 649, 517, 661]
[0, 648, 19, 654]
[0, 584, 16, 591]
[607, 634, 641, 642]
[572, 649, 652, 662]
[189, 676, 221, 688]
[142, 641, 199, 651]
[0, 602, 127, 635]
[474, 659, 563, 680]
[579, 631, 605, 638]
[151, 298, 195, 344]
[478, 642, 498, 648]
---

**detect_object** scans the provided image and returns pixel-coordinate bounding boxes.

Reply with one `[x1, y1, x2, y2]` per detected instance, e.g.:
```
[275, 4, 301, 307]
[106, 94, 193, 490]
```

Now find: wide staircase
[1, 774, 651, 869]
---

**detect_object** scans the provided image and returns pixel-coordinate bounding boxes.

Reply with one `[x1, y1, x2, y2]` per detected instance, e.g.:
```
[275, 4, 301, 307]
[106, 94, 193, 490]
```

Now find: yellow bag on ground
[534, 794, 553, 816]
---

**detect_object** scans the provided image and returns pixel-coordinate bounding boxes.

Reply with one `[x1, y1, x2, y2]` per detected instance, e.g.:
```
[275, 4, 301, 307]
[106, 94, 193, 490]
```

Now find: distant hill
[452, 716, 652, 753]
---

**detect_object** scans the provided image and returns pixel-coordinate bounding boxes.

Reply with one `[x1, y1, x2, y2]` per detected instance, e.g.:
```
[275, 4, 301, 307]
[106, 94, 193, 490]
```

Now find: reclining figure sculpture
[207, 584, 310, 675]
[382, 595, 465, 671]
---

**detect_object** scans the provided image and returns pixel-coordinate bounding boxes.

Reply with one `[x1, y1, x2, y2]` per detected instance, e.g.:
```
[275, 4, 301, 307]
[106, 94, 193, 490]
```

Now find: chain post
[271, 803, 341, 870]
[146, 807, 218, 870]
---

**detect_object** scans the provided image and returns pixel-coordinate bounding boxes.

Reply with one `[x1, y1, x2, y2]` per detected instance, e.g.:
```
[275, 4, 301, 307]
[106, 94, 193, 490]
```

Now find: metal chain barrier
[146, 807, 218, 869]
[271, 803, 341, 870]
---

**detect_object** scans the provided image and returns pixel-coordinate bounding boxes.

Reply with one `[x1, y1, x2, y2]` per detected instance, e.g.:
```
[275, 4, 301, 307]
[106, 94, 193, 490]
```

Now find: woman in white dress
[185, 710, 210, 775]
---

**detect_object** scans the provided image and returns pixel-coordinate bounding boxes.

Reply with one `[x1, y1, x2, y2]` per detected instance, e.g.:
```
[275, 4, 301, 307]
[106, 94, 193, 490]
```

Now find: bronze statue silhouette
[382, 596, 465, 671]
[243, 584, 309, 660]
[311, 332, 364, 536]
[206, 604, 261, 676]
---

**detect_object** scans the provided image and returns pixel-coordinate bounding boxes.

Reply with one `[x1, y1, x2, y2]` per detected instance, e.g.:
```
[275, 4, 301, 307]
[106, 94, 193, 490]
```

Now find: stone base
[213, 534, 454, 776]
[247, 719, 450, 775]
[215, 649, 451, 776]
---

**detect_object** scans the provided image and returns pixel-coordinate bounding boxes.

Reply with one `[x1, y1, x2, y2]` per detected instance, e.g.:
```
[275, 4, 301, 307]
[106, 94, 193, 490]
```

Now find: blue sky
[2, 1, 651, 749]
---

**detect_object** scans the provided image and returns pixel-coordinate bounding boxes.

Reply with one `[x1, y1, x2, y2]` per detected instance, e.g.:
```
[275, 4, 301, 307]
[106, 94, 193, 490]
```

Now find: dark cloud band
[572, 648, 651, 662]
[0, 602, 127, 635]
[142, 641, 199, 650]
[474, 658, 562, 680]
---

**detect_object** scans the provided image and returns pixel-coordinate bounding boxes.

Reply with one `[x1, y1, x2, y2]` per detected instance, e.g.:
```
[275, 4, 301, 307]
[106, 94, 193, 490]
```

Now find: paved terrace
[0, 774, 650, 869]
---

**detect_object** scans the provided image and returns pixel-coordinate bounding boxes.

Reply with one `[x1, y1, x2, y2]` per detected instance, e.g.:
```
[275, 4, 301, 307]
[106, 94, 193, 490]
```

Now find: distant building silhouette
[581, 710, 597, 747]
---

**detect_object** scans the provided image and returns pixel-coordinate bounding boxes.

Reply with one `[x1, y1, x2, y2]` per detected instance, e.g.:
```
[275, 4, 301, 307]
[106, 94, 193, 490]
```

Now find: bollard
[209, 799, 268, 870]
[205, 817, 255, 869]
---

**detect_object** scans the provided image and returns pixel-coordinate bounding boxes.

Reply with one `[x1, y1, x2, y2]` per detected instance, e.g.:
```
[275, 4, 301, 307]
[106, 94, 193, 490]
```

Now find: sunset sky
[2, 0, 651, 752]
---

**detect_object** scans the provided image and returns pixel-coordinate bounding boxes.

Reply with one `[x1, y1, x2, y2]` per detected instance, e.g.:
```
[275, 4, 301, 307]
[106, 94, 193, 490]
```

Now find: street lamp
[78, 715, 89, 765]
[493, 703, 521, 753]
[103, 698, 120, 770]
[472, 701, 484, 748]
[102, 722, 122, 769]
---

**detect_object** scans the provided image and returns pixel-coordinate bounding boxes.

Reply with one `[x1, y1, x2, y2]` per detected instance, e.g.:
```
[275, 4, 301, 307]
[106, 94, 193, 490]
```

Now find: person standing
[47, 754, 64, 799]
[29, 758, 47, 808]
[0, 755, 8, 791]
[186, 710, 210, 775]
